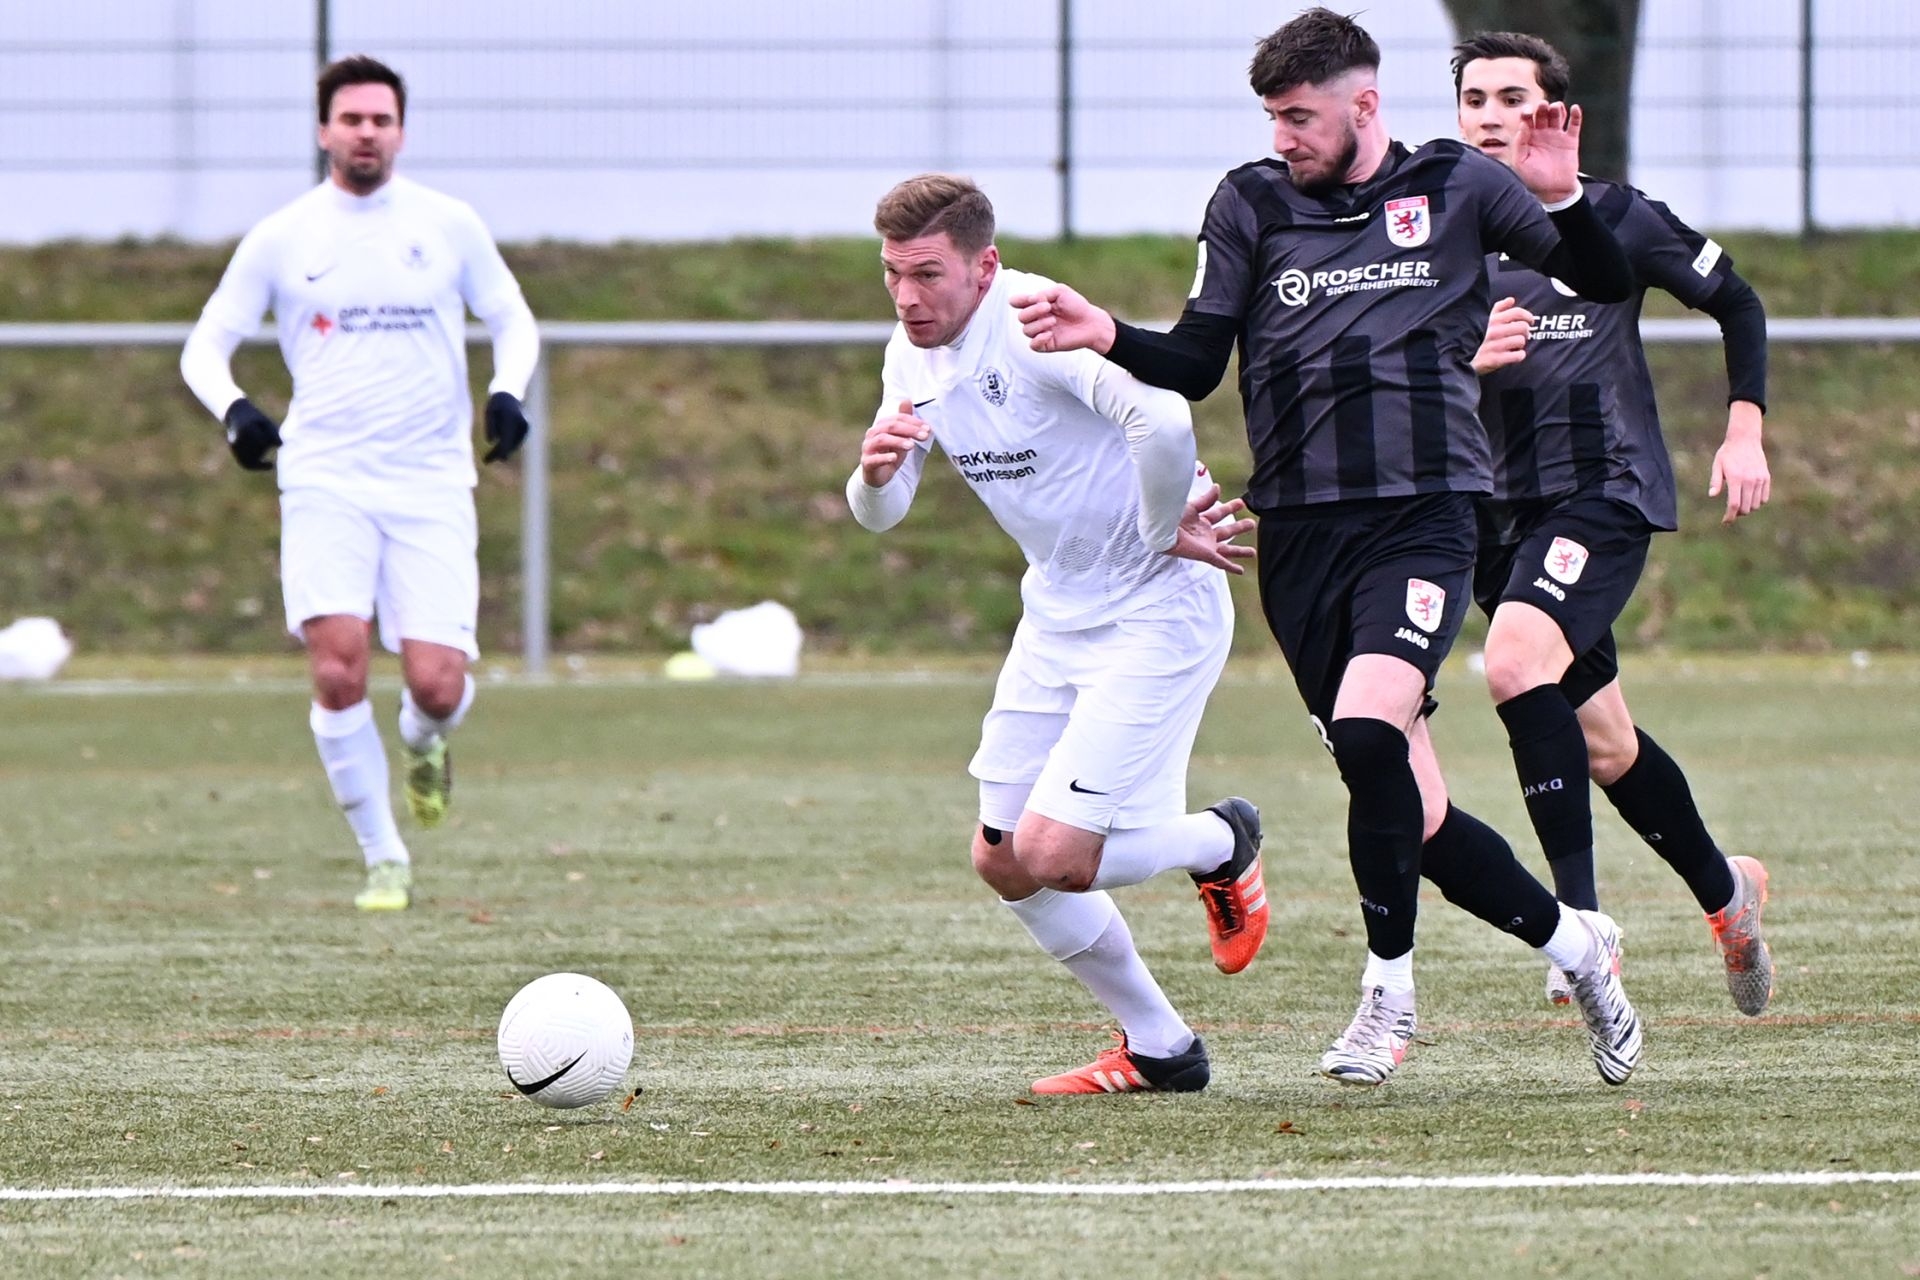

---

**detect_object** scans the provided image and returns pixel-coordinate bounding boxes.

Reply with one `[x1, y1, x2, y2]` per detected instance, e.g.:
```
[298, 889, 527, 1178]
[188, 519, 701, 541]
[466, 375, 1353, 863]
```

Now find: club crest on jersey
[1405, 577, 1445, 633]
[1545, 536, 1590, 585]
[1384, 196, 1430, 248]
[978, 366, 1011, 407]
[402, 243, 429, 270]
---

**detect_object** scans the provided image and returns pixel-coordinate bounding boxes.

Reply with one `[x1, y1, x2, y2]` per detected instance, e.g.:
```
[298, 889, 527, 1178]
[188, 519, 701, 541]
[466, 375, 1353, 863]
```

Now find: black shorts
[1473, 493, 1654, 708]
[1255, 491, 1477, 727]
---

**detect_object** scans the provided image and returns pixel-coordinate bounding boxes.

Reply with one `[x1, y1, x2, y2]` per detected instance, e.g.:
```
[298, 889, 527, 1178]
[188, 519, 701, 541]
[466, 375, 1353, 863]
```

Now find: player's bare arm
[1709, 400, 1771, 524]
[858, 398, 930, 488]
[1164, 483, 1257, 576]
[1472, 296, 1535, 374]
[1010, 283, 1117, 355]
[1510, 101, 1583, 204]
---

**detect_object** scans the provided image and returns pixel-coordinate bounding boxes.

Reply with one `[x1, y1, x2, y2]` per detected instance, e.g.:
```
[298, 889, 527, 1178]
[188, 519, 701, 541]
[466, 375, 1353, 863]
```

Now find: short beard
[1288, 129, 1361, 198]
[333, 155, 391, 195]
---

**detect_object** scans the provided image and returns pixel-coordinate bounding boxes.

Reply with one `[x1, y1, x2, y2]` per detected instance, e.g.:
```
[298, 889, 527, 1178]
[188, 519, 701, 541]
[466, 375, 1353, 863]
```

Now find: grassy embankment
[2, 232, 1919, 656]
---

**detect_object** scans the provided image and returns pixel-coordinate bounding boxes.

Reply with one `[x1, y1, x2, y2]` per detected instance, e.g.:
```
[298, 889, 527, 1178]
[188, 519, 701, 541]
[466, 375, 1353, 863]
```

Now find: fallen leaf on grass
[1273, 1121, 1302, 1136]
[370, 1087, 389, 1097]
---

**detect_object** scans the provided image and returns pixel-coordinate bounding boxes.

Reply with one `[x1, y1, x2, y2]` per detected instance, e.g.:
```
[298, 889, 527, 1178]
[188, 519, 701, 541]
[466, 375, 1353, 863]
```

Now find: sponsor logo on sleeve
[1544, 536, 1590, 585]
[1384, 196, 1431, 248]
[1692, 239, 1724, 277]
[1189, 240, 1208, 299]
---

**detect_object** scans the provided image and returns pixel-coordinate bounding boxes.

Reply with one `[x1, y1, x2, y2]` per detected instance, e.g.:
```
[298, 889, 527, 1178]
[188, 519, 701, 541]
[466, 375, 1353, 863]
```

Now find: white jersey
[854, 266, 1216, 632]
[189, 176, 530, 496]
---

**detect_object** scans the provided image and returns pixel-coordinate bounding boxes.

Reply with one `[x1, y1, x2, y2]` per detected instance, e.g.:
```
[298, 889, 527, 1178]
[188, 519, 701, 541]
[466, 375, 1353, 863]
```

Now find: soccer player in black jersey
[1455, 31, 1775, 1017]
[1013, 8, 1644, 1088]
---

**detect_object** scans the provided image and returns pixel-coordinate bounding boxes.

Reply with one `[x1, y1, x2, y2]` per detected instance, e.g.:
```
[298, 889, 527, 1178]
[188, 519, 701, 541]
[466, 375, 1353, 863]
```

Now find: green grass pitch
[1, 655, 1917, 1277]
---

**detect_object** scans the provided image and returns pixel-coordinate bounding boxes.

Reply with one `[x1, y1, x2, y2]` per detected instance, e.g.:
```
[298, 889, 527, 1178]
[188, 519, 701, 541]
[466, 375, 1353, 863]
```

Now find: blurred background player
[1011, 9, 1647, 1087]
[848, 173, 1266, 1095]
[180, 55, 539, 911]
[1454, 30, 1774, 1014]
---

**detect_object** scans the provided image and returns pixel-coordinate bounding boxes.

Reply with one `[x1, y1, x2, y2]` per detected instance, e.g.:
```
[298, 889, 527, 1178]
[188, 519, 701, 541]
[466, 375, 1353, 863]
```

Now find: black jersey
[1189, 139, 1567, 510]
[1478, 179, 1745, 533]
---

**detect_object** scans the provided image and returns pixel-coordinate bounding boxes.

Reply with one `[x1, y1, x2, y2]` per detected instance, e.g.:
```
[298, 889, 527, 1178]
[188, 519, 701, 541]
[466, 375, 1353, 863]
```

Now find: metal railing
[5, 316, 1918, 674]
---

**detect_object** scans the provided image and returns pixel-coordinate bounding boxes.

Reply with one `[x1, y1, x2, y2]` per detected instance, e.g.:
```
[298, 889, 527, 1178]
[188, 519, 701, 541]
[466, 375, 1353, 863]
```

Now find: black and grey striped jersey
[1189, 139, 1567, 510]
[1479, 178, 1751, 533]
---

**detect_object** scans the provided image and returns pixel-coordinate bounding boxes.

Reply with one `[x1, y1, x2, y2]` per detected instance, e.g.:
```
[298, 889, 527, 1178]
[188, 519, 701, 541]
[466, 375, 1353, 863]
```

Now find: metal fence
[4, 316, 1916, 674]
[2, 1, 1917, 240]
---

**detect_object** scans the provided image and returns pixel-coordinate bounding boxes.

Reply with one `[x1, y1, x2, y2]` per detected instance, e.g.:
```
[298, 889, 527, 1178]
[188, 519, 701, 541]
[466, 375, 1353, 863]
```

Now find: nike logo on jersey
[305, 267, 335, 282]
[912, 398, 937, 409]
[506, 1050, 586, 1096]
[1068, 780, 1108, 795]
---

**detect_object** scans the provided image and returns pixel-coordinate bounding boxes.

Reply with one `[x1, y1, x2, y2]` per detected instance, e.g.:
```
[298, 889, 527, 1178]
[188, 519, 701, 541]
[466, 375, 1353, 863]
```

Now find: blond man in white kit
[849, 174, 1269, 1094]
[181, 56, 539, 911]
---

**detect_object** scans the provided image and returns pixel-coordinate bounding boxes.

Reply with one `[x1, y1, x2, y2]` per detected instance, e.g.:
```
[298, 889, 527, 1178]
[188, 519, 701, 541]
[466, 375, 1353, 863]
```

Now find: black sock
[1420, 804, 1563, 949]
[1495, 684, 1599, 910]
[1600, 728, 1737, 912]
[1327, 717, 1424, 960]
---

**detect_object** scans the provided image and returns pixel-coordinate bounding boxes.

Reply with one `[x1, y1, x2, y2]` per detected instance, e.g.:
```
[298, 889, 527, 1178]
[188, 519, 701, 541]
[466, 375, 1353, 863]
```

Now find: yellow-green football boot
[355, 860, 413, 912]
[403, 738, 452, 828]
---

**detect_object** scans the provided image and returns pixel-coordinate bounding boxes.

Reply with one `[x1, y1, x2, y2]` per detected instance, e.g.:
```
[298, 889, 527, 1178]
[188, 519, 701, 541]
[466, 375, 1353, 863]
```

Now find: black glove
[224, 398, 281, 472]
[484, 391, 530, 464]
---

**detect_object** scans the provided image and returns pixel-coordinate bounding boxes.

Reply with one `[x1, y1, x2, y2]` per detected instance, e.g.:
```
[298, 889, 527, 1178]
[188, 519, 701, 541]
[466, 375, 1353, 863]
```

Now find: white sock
[1087, 811, 1234, 891]
[1538, 903, 1598, 972]
[1003, 890, 1193, 1060]
[1060, 912, 1195, 1059]
[398, 675, 474, 752]
[1362, 950, 1416, 995]
[311, 700, 408, 868]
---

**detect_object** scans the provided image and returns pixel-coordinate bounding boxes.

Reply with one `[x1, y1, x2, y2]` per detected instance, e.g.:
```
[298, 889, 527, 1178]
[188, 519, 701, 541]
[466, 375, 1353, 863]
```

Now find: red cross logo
[312, 313, 333, 336]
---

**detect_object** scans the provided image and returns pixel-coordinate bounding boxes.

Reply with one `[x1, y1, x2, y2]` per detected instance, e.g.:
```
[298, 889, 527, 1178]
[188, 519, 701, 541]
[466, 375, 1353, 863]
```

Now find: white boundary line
[4, 1170, 1917, 1202]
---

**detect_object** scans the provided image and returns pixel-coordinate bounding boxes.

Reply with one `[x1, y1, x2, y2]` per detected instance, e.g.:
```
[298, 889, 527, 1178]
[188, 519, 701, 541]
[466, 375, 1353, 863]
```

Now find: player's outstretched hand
[1010, 283, 1117, 355]
[1472, 296, 1534, 374]
[1165, 483, 1256, 575]
[484, 391, 530, 463]
[859, 399, 930, 488]
[1512, 101, 1583, 205]
[1709, 411, 1772, 524]
[223, 398, 281, 472]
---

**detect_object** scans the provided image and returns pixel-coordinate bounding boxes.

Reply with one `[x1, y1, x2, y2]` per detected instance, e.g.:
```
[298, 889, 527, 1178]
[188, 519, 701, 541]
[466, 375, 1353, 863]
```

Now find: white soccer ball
[496, 973, 635, 1109]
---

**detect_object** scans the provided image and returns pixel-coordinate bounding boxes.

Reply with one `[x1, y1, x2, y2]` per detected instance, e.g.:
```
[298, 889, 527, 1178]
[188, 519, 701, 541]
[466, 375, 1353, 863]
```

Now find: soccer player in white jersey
[848, 174, 1267, 1094]
[180, 56, 540, 911]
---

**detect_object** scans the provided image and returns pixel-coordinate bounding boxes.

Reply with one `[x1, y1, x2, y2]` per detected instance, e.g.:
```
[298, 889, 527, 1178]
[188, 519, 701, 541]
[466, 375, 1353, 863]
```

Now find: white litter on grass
[0, 617, 72, 680]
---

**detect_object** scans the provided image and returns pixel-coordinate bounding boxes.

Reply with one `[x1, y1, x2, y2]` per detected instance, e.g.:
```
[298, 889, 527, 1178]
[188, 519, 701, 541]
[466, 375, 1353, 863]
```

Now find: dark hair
[873, 173, 996, 253]
[1248, 8, 1380, 98]
[318, 55, 406, 124]
[1450, 31, 1571, 101]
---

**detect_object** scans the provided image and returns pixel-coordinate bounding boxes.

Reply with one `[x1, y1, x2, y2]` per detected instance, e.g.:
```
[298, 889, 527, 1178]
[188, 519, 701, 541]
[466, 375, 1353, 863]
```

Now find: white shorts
[970, 575, 1233, 834]
[279, 486, 480, 659]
